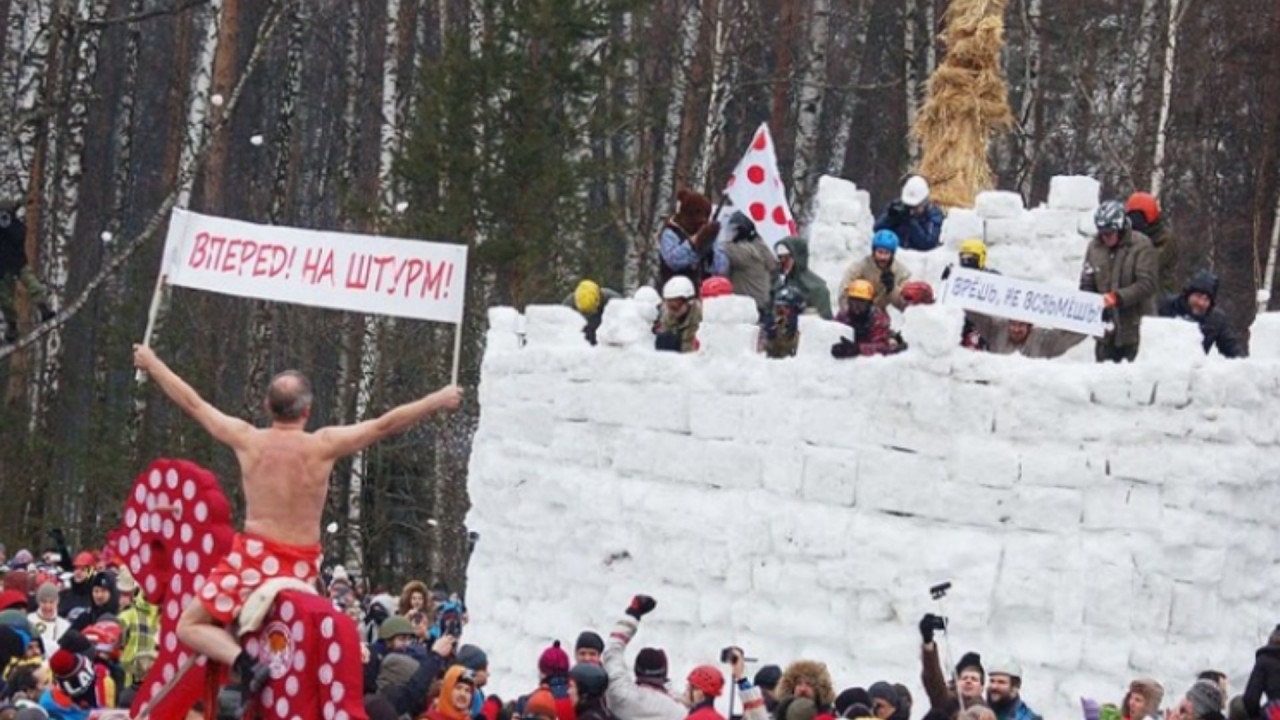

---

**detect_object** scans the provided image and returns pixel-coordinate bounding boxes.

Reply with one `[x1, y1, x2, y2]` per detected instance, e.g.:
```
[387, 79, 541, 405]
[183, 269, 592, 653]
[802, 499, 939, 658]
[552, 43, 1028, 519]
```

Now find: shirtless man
[132, 344, 462, 693]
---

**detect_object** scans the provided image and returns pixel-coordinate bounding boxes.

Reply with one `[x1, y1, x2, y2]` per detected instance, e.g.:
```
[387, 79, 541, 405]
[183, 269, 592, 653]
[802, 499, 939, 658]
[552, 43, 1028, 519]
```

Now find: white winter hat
[987, 658, 1023, 680]
[901, 175, 930, 207]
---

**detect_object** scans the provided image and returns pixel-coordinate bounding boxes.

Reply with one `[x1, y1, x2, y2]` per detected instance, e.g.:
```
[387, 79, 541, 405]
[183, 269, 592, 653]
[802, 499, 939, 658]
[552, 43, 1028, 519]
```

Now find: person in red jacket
[831, 280, 905, 358]
[683, 665, 726, 720]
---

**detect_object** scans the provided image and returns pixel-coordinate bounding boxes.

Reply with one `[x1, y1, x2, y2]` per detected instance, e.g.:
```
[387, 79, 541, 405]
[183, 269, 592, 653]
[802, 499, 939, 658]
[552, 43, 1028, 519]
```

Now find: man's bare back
[235, 428, 335, 546]
[131, 343, 461, 678]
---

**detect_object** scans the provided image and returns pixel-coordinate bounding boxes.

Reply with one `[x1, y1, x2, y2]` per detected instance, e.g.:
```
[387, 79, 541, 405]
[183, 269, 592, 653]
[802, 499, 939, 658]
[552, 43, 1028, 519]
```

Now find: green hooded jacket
[772, 237, 832, 320]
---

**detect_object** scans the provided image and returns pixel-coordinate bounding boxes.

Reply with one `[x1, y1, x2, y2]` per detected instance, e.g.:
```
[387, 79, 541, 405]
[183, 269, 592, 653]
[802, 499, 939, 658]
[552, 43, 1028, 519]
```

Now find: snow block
[1049, 175, 1101, 211]
[983, 215, 1037, 246]
[811, 175, 873, 226]
[1031, 206, 1081, 239]
[975, 190, 1026, 219]
[939, 208, 985, 247]
[796, 316, 851, 358]
[899, 304, 963, 358]
[701, 295, 760, 324]
[524, 304, 587, 347]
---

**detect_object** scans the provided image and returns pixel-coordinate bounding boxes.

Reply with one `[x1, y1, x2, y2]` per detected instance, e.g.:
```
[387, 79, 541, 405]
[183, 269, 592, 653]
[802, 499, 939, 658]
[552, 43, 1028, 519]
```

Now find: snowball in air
[426, 518, 439, 527]
[211, 94, 225, 107]
[326, 522, 339, 534]
[395, 201, 409, 214]
[100, 231, 113, 243]
[250, 135, 264, 146]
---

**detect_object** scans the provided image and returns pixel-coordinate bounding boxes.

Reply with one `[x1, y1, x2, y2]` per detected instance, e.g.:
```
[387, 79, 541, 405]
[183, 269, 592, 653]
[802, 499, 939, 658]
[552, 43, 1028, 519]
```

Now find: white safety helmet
[662, 276, 696, 300]
[901, 175, 930, 207]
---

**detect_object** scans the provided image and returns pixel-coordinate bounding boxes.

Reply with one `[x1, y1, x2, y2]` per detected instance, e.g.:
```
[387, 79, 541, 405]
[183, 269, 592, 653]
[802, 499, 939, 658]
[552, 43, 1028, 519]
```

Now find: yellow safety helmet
[847, 279, 875, 301]
[958, 238, 987, 269]
[574, 280, 602, 314]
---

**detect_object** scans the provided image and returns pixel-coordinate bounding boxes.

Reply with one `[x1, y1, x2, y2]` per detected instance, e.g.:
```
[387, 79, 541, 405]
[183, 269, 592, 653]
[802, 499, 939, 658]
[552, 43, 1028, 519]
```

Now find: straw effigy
[913, 0, 1014, 209]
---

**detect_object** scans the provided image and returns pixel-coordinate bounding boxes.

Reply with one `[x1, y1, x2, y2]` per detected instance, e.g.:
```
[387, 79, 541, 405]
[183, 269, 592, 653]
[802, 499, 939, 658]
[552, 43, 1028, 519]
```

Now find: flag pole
[135, 272, 168, 383]
[450, 315, 464, 386]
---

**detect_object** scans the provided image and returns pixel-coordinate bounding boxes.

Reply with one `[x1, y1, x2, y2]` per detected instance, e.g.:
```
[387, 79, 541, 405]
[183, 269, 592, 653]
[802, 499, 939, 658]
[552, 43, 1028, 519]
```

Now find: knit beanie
[376, 654, 420, 693]
[785, 697, 819, 720]
[755, 665, 783, 692]
[868, 682, 899, 709]
[538, 640, 570, 678]
[1187, 680, 1224, 719]
[49, 648, 96, 700]
[634, 647, 668, 685]
[456, 644, 489, 672]
[836, 688, 871, 718]
[36, 583, 58, 604]
[575, 631, 604, 654]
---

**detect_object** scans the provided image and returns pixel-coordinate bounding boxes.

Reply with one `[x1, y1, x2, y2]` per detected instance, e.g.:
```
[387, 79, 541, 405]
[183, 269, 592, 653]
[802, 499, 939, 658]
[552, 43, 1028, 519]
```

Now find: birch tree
[792, 0, 830, 213]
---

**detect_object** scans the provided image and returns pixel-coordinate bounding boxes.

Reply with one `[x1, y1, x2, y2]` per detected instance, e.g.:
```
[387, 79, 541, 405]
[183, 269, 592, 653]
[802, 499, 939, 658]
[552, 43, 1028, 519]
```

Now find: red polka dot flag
[724, 123, 798, 246]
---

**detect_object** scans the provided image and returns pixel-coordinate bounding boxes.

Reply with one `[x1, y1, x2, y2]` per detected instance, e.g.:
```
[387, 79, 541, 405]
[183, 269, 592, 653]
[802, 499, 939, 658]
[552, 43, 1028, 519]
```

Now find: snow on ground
[463, 175, 1280, 719]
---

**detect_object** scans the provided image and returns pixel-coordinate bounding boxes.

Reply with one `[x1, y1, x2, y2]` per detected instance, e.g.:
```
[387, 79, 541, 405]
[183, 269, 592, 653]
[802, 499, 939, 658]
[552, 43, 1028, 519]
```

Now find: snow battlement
[463, 176, 1280, 718]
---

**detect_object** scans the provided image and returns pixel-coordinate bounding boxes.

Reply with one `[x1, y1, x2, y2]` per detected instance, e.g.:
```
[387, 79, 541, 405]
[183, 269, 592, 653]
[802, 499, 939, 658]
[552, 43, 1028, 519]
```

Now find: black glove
[919, 613, 947, 643]
[889, 201, 909, 219]
[880, 270, 896, 293]
[626, 595, 657, 620]
[831, 339, 859, 359]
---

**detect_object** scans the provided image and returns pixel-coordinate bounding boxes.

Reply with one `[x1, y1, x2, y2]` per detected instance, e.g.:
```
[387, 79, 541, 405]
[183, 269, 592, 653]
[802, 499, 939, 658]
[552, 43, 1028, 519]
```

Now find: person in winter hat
[1184, 680, 1226, 720]
[772, 237, 832, 319]
[576, 632, 605, 665]
[985, 659, 1041, 720]
[1243, 625, 1280, 719]
[776, 660, 836, 712]
[868, 683, 903, 720]
[1080, 199, 1157, 362]
[528, 640, 577, 720]
[72, 573, 116, 632]
[1122, 679, 1164, 720]
[40, 646, 113, 717]
[831, 280, 905, 358]
[1157, 269, 1246, 358]
[382, 633, 453, 719]
[427, 665, 479, 720]
[564, 280, 622, 346]
[838, 231, 913, 312]
[603, 594, 685, 720]
[27, 579, 66, 661]
[57, 554, 96, 624]
[683, 665, 726, 720]
[655, 276, 702, 353]
[721, 212, 779, 316]
[656, 189, 728, 291]
[756, 666, 784, 713]
[0, 200, 56, 344]
[1125, 191, 1180, 302]
[874, 175, 944, 251]
[719, 649, 771, 720]
[456, 644, 500, 720]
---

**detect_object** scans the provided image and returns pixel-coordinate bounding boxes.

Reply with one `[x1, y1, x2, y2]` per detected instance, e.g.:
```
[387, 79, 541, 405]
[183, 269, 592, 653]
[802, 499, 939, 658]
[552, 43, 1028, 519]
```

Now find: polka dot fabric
[200, 533, 322, 625]
[242, 590, 369, 720]
[724, 123, 799, 247]
[113, 459, 236, 719]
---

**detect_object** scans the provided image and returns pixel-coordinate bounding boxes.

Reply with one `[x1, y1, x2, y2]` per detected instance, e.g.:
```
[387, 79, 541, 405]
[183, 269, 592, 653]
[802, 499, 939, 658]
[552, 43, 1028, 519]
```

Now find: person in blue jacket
[874, 175, 944, 251]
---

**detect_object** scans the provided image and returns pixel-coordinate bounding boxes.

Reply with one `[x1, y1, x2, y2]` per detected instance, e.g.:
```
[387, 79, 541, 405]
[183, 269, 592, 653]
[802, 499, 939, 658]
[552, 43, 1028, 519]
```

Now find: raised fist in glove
[919, 613, 947, 643]
[626, 594, 657, 620]
[693, 221, 721, 251]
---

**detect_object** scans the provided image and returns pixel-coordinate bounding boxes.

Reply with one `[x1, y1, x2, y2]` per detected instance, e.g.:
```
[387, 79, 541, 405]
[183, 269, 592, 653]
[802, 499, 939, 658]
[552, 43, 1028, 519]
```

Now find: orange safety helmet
[1125, 192, 1160, 225]
[847, 279, 875, 301]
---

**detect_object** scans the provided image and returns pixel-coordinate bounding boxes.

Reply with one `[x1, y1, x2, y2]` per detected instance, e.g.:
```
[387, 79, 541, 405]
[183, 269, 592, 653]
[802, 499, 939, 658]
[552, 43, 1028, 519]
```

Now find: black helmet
[1094, 200, 1130, 233]
[570, 662, 609, 698]
[728, 211, 758, 242]
[773, 285, 806, 309]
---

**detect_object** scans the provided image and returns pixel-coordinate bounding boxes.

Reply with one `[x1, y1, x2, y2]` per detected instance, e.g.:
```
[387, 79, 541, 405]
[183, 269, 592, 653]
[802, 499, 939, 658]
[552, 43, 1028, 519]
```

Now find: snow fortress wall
[464, 176, 1280, 718]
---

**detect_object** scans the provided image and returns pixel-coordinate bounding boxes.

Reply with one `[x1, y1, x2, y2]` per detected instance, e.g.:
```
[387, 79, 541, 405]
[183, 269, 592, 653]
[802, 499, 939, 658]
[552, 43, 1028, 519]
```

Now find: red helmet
[73, 551, 96, 568]
[901, 281, 936, 306]
[83, 622, 122, 660]
[700, 276, 734, 298]
[1125, 192, 1160, 224]
[687, 665, 725, 698]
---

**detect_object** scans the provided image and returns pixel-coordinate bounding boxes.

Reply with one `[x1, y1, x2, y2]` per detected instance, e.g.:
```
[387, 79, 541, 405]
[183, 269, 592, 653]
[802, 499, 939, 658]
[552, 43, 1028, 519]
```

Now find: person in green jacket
[1126, 191, 1179, 312]
[771, 237, 831, 320]
[1080, 201, 1158, 363]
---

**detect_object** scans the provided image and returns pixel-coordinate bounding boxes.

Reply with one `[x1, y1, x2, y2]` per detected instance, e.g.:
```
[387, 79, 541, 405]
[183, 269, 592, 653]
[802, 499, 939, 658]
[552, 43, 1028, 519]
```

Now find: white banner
[160, 209, 468, 324]
[943, 267, 1107, 337]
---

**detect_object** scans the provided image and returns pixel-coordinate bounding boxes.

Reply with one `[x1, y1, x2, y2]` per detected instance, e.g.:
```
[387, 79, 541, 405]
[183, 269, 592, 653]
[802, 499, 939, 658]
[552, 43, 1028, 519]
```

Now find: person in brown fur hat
[656, 189, 728, 293]
[777, 660, 836, 714]
[1122, 678, 1164, 720]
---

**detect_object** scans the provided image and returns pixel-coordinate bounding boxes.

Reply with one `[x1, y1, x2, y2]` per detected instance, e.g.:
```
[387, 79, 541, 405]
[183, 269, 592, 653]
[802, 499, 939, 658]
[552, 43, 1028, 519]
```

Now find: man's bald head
[266, 370, 313, 422]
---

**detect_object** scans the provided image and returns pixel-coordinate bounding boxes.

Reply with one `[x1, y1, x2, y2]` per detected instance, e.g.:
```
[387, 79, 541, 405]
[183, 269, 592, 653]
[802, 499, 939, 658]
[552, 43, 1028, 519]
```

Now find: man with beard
[838, 230, 913, 311]
[986, 661, 1041, 720]
[831, 281, 905, 358]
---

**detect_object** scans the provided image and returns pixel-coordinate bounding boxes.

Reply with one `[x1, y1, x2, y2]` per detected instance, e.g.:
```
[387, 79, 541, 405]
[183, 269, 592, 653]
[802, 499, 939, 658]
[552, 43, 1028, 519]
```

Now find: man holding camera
[873, 175, 944, 252]
[919, 613, 985, 720]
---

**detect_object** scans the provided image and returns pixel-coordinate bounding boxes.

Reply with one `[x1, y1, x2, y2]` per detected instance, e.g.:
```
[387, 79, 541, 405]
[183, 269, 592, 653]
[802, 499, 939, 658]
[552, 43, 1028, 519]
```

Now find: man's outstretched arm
[316, 385, 462, 460]
[133, 345, 253, 447]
